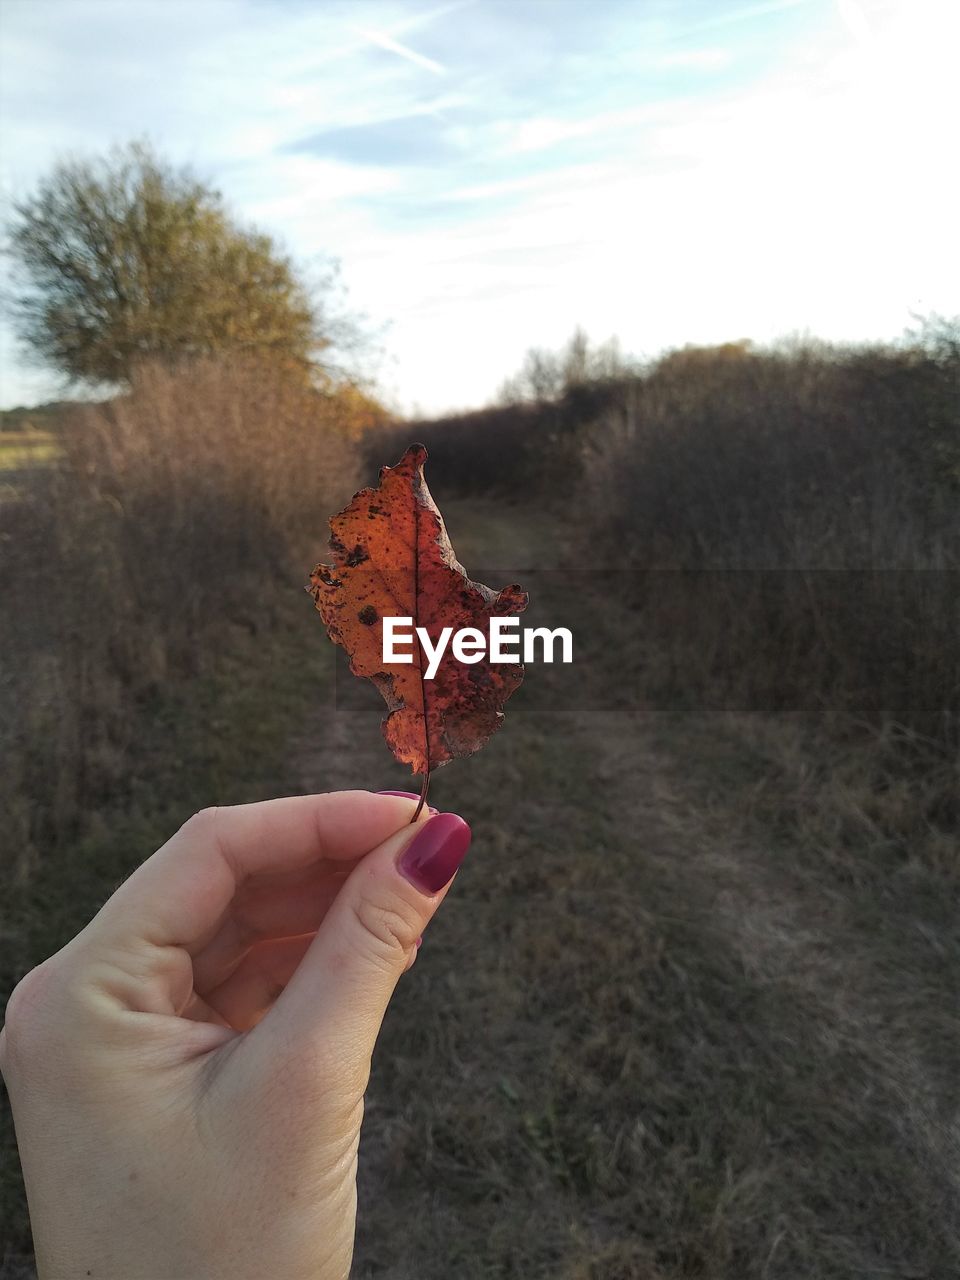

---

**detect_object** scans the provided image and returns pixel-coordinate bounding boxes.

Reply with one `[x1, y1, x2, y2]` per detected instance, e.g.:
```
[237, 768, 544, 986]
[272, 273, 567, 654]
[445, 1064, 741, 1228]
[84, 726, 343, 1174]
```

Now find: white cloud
[681, 0, 810, 34]
[366, 0, 960, 411]
[0, 0, 957, 415]
[654, 47, 733, 69]
[499, 102, 673, 155]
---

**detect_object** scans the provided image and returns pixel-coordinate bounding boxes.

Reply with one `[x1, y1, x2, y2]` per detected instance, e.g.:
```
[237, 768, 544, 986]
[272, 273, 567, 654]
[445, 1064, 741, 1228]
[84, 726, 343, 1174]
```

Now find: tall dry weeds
[582, 342, 959, 746]
[0, 357, 361, 879]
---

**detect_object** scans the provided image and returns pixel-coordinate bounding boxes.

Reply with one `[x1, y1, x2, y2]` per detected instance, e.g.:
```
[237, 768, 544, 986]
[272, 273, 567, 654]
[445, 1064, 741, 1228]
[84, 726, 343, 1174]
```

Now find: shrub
[582, 340, 960, 748]
[368, 381, 624, 499]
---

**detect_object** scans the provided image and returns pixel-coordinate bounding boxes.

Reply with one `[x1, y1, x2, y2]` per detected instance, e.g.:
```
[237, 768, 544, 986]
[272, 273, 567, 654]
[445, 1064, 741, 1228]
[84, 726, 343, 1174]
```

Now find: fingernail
[398, 812, 471, 894]
[376, 790, 439, 816]
[415, 935, 423, 949]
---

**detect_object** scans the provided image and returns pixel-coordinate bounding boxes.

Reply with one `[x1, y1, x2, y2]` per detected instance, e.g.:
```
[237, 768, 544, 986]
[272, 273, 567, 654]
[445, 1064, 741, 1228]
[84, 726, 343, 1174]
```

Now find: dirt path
[292, 497, 960, 1280]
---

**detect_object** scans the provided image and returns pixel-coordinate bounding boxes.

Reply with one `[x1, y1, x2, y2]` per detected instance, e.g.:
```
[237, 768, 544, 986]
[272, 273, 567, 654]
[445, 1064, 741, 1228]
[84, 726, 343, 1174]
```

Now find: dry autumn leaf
[309, 444, 528, 792]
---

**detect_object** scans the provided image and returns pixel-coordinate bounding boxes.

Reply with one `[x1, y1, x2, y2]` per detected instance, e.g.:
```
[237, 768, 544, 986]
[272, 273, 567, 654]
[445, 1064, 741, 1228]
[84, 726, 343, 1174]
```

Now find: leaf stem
[412, 449, 432, 802]
[411, 770, 432, 822]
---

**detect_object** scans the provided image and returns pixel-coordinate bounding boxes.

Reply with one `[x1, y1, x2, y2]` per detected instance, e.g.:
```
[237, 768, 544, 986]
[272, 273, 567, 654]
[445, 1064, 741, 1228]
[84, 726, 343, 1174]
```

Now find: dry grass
[295, 499, 960, 1280]
[2, 336, 957, 1277]
[0, 357, 360, 882]
[0, 434, 59, 473]
[1, 491, 957, 1278]
[580, 342, 959, 748]
[1, 583, 338, 1269]
[1, 357, 363, 1265]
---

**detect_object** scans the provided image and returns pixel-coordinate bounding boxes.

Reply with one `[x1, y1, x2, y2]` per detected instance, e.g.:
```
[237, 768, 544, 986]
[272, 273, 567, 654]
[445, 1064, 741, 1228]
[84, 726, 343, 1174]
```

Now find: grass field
[0, 434, 58, 473]
[1, 497, 958, 1278]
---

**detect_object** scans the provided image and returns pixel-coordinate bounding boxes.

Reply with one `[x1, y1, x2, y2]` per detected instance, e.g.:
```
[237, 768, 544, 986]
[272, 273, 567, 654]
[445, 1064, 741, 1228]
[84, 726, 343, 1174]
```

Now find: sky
[0, 0, 957, 415]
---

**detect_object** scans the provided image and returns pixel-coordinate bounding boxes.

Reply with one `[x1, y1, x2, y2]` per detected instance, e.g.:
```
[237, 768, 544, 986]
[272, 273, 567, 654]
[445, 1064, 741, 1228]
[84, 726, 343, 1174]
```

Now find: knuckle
[350, 894, 422, 960]
[182, 805, 220, 839]
[178, 807, 228, 864]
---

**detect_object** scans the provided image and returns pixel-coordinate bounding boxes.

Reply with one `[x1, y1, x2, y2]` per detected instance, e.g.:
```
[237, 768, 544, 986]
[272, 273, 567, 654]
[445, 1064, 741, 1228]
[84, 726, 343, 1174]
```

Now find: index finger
[88, 791, 425, 951]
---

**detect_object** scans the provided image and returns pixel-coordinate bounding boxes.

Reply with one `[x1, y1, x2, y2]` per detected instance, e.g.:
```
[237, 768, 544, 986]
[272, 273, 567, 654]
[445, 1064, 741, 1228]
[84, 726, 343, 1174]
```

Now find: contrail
[353, 27, 447, 75]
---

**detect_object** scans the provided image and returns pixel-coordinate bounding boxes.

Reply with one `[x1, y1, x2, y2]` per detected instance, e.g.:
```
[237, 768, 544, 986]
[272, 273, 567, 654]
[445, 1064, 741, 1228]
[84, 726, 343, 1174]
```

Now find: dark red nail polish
[398, 813, 471, 894]
[415, 935, 423, 949]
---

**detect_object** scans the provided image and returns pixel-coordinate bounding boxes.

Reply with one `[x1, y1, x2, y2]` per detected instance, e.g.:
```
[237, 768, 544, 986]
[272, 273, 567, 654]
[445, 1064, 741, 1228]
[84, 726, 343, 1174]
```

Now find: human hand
[0, 791, 471, 1280]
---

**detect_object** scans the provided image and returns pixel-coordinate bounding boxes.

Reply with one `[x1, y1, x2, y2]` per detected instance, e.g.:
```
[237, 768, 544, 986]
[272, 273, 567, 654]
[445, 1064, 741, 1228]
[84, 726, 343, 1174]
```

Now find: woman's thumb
[254, 810, 471, 1072]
